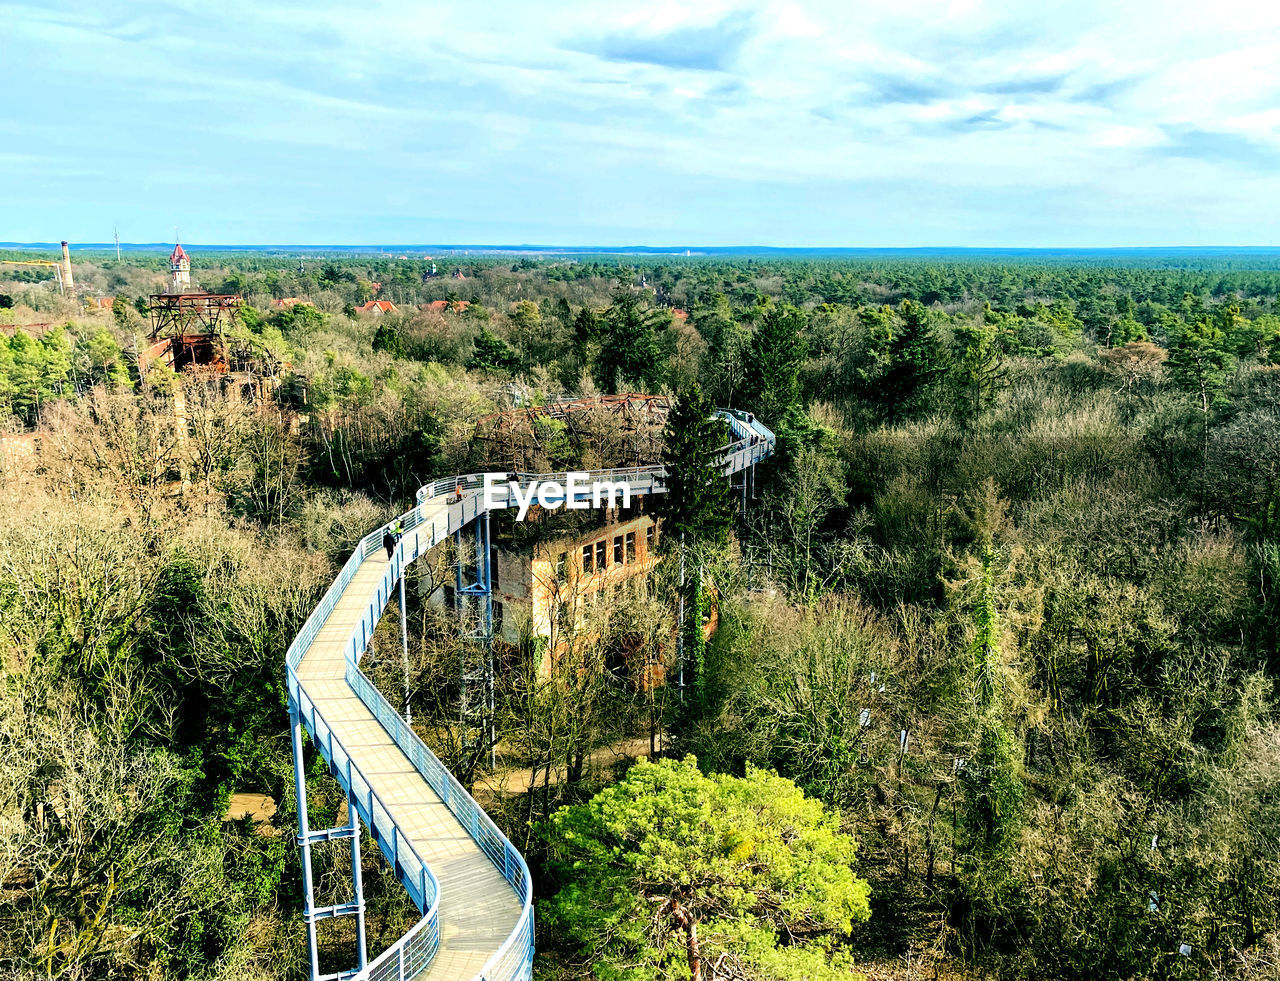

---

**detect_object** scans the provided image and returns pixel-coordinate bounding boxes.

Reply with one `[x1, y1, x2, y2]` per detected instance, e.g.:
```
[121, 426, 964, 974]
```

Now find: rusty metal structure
[471, 393, 672, 471]
[141, 292, 282, 390]
[148, 291, 242, 338]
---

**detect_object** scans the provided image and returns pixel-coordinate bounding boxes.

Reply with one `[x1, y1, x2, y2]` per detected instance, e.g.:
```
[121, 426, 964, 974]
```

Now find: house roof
[170, 244, 187, 263]
[357, 300, 397, 314]
[424, 299, 471, 313]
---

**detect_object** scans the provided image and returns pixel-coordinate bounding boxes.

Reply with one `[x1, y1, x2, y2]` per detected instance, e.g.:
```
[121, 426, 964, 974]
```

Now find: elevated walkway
[286, 409, 775, 981]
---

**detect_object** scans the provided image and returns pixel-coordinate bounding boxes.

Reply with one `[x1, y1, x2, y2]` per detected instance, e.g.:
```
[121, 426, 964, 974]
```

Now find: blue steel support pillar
[479, 510, 495, 768]
[457, 511, 496, 768]
[291, 700, 368, 981]
[455, 527, 468, 738]
[348, 791, 367, 971]
[290, 703, 322, 981]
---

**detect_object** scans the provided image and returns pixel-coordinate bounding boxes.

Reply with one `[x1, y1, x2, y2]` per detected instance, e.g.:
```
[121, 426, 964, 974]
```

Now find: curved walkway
[295, 536, 521, 977]
[286, 409, 776, 981]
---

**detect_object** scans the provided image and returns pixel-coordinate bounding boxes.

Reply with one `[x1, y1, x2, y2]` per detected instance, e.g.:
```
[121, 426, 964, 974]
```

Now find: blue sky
[2, 0, 1279, 246]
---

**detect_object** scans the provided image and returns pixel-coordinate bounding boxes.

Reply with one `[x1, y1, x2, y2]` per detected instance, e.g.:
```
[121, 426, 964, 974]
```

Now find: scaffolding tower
[148, 291, 243, 338]
[454, 512, 496, 769]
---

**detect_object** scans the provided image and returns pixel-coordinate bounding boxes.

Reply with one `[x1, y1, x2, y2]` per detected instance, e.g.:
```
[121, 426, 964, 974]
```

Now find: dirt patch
[479, 735, 659, 795]
[224, 792, 278, 827]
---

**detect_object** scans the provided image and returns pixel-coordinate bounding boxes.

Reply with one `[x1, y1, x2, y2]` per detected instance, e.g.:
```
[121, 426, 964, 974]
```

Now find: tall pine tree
[654, 385, 733, 703]
[749, 302, 806, 423]
[595, 282, 663, 393]
[655, 385, 732, 550]
[878, 299, 942, 420]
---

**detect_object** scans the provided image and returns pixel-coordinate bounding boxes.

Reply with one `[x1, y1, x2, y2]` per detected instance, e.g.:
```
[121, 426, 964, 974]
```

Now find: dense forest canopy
[1, 249, 1278, 981]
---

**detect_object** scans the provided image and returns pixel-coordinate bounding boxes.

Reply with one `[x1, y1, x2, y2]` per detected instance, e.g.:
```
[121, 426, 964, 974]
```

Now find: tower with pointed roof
[169, 242, 190, 290]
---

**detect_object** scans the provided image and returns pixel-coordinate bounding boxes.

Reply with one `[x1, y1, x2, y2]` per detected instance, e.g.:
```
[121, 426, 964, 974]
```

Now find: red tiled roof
[422, 299, 470, 313]
[170, 244, 187, 262]
[357, 300, 397, 314]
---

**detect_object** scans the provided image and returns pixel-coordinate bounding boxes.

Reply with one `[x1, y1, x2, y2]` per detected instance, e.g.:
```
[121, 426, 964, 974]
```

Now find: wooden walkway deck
[294, 502, 521, 979]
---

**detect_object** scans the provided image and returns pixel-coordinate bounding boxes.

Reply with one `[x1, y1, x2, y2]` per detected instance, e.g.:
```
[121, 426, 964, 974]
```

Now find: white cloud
[1, 0, 1278, 243]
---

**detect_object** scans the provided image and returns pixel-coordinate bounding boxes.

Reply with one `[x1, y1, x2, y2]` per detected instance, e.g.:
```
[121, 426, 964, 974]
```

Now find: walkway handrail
[288, 406, 776, 981]
[416, 410, 775, 504]
[288, 666, 442, 915]
[347, 663, 534, 981]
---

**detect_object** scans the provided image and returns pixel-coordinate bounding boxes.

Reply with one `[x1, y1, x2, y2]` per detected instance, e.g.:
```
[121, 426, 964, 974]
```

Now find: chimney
[60, 241, 74, 292]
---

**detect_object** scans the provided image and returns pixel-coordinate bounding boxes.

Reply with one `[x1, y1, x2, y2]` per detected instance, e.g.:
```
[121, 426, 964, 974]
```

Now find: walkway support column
[399, 572, 411, 725]
[349, 790, 367, 972]
[480, 510, 496, 769]
[291, 700, 369, 981]
[290, 703, 321, 981]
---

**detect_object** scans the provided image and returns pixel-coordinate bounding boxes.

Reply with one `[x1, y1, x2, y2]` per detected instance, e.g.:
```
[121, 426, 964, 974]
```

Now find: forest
[1, 248, 1278, 981]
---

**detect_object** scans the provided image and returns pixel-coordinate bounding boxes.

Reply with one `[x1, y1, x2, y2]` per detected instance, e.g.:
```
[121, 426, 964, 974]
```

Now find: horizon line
[5, 242, 1280, 254]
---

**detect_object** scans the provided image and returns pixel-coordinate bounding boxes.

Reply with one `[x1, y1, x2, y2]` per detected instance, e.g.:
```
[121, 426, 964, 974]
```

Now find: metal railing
[347, 664, 534, 981]
[288, 669, 441, 918]
[286, 511, 533, 981]
[287, 408, 775, 981]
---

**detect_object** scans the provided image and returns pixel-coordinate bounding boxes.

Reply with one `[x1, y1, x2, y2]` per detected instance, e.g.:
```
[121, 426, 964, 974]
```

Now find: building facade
[435, 500, 667, 682]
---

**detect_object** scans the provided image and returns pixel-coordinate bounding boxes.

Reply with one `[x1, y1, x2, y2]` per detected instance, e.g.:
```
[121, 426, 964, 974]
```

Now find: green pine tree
[1167, 313, 1235, 455]
[571, 306, 599, 362]
[0, 337, 14, 418]
[950, 317, 1004, 423]
[595, 282, 663, 393]
[878, 299, 942, 419]
[655, 385, 733, 551]
[467, 327, 520, 374]
[83, 328, 132, 388]
[749, 302, 806, 423]
[8, 331, 47, 423]
[541, 757, 870, 981]
[40, 325, 72, 398]
[372, 322, 405, 358]
[654, 386, 733, 701]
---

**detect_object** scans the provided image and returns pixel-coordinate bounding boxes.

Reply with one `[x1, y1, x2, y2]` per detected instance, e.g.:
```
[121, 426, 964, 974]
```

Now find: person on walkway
[383, 528, 396, 560]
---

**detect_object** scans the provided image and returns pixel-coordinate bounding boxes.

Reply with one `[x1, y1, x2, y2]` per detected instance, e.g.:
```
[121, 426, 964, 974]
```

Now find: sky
[2, 0, 1279, 247]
